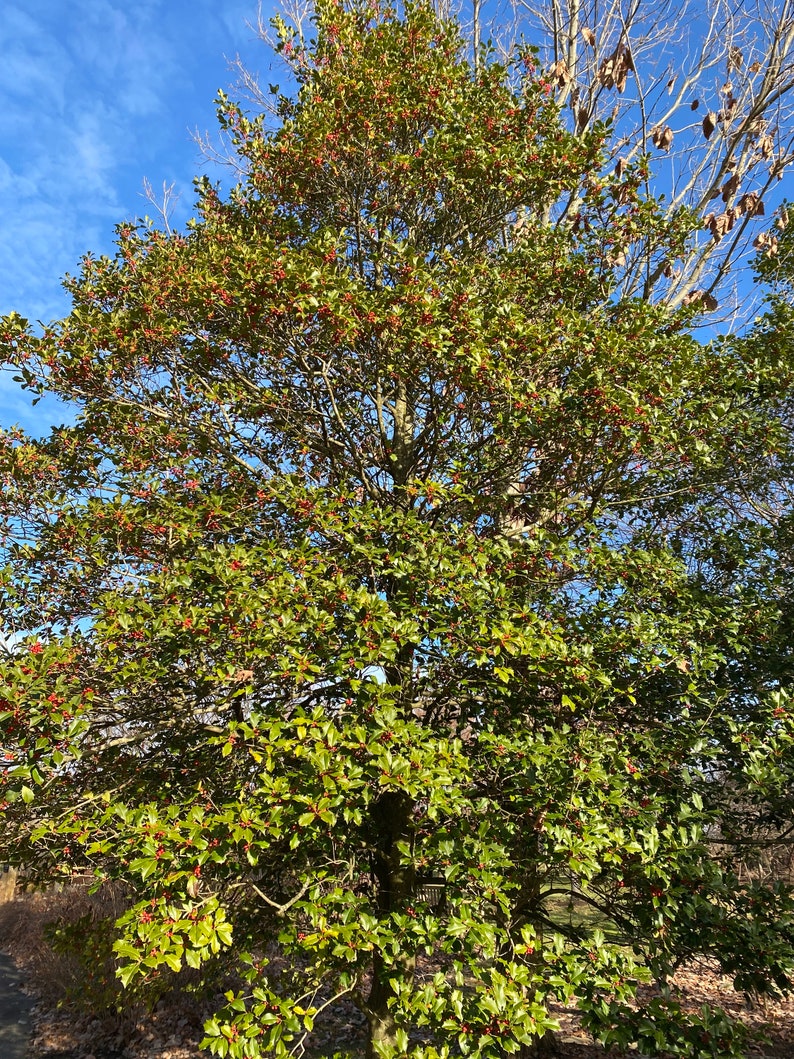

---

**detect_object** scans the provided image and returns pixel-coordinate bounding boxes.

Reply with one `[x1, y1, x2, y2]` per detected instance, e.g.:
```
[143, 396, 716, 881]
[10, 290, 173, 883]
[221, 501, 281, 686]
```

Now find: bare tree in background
[492, 0, 794, 320]
[227, 0, 794, 325]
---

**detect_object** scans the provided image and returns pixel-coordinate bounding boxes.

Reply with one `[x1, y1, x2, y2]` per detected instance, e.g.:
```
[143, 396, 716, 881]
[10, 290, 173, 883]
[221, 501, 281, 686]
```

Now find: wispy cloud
[0, 1, 270, 434]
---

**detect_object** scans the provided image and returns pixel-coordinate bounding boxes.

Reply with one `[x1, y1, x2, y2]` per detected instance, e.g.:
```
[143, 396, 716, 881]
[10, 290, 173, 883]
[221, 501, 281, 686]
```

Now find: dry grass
[0, 877, 135, 1013]
[0, 878, 223, 1056]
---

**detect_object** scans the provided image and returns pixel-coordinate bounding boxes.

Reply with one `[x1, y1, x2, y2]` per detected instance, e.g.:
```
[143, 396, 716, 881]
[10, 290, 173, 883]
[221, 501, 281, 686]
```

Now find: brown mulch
[3, 888, 794, 1058]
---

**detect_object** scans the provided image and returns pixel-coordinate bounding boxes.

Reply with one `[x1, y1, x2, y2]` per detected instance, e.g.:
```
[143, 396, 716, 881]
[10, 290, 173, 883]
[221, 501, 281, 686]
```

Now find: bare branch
[140, 178, 181, 236]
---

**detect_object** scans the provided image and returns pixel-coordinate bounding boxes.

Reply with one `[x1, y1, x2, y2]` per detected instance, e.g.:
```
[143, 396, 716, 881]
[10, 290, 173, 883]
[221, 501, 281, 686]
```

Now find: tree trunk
[519, 1030, 560, 1057]
[365, 949, 401, 1059]
[364, 790, 416, 1058]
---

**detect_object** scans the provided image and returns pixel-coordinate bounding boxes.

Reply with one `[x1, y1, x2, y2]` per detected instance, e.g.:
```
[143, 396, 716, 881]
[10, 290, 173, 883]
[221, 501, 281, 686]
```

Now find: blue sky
[0, 0, 278, 433]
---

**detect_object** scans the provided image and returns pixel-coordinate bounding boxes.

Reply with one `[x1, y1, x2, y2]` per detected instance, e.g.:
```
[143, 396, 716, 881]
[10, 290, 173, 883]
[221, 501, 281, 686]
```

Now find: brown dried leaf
[615, 157, 628, 178]
[749, 60, 762, 74]
[598, 43, 634, 92]
[721, 81, 733, 95]
[704, 211, 735, 241]
[612, 182, 633, 205]
[667, 76, 677, 93]
[715, 211, 735, 238]
[613, 64, 631, 93]
[728, 46, 744, 71]
[690, 99, 700, 110]
[598, 56, 615, 87]
[754, 232, 779, 257]
[716, 100, 736, 123]
[777, 207, 789, 230]
[702, 112, 717, 139]
[581, 26, 596, 46]
[682, 289, 718, 311]
[551, 59, 572, 89]
[721, 173, 740, 202]
[739, 192, 765, 217]
[759, 133, 775, 160]
[652, 125, 674, 151]
[576, 106, 589, 130]
[771, 159, 787, 181]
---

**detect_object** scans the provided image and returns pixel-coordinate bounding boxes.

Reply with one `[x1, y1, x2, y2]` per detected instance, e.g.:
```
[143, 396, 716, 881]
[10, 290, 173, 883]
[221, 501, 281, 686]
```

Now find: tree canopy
[2, 3, 794, 1057]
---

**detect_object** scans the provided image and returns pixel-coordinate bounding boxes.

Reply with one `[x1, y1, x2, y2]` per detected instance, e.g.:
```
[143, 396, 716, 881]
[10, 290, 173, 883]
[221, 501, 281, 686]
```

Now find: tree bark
[366, 948, 403, 1059]
[364, 790, 417, 1058]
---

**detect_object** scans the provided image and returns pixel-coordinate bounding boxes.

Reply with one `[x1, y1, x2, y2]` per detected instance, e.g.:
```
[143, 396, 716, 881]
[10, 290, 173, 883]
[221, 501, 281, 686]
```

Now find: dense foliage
[2, 3, 794, 1057]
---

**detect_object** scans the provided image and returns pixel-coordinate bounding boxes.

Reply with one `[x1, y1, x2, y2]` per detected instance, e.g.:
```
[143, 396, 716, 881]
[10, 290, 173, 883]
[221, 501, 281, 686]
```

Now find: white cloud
[0, 0, 270, 434]
[0, 8, 71, 113]
[0, 2, 177, 321]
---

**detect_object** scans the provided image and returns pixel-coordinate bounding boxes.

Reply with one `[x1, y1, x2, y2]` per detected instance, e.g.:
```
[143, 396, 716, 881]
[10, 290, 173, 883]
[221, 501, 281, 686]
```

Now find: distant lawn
[542, 884, 627, 945]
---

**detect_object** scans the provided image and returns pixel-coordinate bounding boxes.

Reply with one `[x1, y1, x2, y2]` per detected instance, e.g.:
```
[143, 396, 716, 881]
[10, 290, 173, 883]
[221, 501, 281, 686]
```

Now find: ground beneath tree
[12, 963, 794, 1059]
[3, 891, 794, 1058]
[0, 951, 35, 1058]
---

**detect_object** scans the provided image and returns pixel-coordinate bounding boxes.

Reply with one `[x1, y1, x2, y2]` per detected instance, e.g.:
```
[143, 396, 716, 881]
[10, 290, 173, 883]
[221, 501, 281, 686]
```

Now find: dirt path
[0, 950, 35, 1058]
